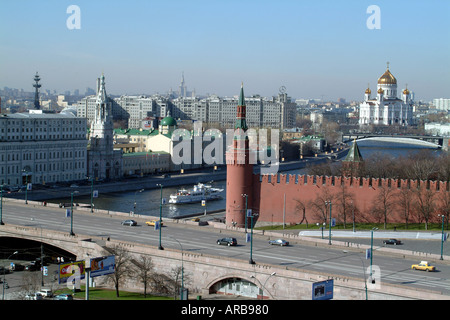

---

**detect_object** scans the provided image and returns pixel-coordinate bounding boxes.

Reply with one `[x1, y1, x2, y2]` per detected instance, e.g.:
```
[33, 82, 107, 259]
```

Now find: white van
[39, 288, 53, 298]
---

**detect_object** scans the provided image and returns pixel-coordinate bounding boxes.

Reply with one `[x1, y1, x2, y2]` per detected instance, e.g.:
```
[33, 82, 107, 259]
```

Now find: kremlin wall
[225, 84, 449, 228]
[251, 173, 448, 226]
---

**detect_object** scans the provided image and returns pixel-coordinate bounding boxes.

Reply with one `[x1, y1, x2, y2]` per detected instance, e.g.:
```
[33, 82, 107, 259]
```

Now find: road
[2, 201, 450, 298]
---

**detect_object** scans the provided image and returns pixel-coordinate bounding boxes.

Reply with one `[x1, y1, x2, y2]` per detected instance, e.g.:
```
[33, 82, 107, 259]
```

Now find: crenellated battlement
[256, 173, 449, 192]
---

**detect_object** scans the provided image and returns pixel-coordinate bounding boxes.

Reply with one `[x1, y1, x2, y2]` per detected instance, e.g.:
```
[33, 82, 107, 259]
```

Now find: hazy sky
[1, 0, 449, 101]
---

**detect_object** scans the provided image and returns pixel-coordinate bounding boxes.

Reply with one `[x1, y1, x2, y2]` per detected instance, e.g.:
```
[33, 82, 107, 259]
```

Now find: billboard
[90, 255, 115, 278]
[312, 279, 333, 300]
[58, 260, 85, 284]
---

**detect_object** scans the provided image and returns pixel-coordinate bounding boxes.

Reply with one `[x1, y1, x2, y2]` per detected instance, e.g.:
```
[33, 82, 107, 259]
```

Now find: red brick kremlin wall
[252, 173, 449, 225]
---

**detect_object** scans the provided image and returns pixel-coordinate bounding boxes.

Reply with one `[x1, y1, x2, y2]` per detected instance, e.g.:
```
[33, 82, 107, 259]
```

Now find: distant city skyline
[0, 0, 449, 101]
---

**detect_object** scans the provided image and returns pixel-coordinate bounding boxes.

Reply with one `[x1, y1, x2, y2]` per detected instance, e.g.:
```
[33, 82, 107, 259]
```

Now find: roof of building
[114, 128, 159, 136]
[160, 116, 177, 127]
[378, 67, 397, 85]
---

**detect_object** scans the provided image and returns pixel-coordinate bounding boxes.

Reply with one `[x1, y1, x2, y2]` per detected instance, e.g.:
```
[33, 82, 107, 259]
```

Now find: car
[146, 220, 163, 227]
[25, 261, 41, 271]
[269, 239, 289, 246]
[121, 219, 137, 226]
[39, 288, 53, 298]
[383, 239, 402, 245]
[411, 261, 436, 272]
[25, 292, 43, 300]
[53, 294, 73, 300]
[217, 237, 237, 246]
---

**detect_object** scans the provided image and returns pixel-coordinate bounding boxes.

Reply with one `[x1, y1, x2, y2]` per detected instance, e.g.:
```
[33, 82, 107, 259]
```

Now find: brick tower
[226, 83, 254, 227]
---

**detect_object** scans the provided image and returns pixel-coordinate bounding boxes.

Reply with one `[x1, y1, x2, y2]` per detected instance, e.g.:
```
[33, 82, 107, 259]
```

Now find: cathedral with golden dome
[359, 63, 413, 126]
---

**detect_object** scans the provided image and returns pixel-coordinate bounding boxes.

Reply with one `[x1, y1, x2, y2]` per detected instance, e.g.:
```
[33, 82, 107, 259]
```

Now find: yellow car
[146, 220, 163, 227]
[411, 261, 435, 272]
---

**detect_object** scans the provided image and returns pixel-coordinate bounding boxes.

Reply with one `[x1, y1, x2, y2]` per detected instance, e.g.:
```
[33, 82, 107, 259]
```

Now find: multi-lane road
[2, 201, 450, 298]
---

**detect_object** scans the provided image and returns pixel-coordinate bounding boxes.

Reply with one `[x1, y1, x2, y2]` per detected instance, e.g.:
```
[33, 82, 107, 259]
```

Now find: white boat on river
[168, 183, 224, 204]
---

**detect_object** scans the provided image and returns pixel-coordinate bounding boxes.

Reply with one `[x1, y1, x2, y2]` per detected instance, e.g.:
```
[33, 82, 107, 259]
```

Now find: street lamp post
[250, 272, 276, 300]
[87, 176, 94, 213]
[0, 184, 4, 225]
[23, 170, 29, 204]
[249, 213, 255, 264]
[370, 227, 378, 282]
[325, 201, 332, 245]
[2, 251, 18, 300]
[241, 194, 248, 232]
[170, 237, 185, 300]
[157, 184, 164, 250]
[439, 214, 446, 260]
[70, 191, 79, 236]
[133, 189, 145, 215]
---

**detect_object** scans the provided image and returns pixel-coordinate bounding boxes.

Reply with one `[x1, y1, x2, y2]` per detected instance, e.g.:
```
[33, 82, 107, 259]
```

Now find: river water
[55, 141, 443, 219]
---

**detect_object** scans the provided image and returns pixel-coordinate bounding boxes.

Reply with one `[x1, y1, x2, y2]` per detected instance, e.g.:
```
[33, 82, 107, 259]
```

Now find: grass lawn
[54, 286, 174, 300]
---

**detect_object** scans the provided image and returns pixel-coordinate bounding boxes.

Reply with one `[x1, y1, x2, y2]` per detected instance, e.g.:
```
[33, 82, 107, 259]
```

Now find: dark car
[25, 260, 41, 271]
[383, 239, 402, 245]
[121, 219, 137, 226]
[217, 237, 237, 246]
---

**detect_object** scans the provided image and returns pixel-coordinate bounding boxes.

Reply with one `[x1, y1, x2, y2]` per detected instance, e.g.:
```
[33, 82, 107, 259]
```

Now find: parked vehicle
[53, 294, 73, 300]
[383, 239, 402, 245]
[217, 237, 237, 246]
[269, 239, 289, 246]
[25, 260, 41, 271]
[25, 292, 43, 300]
[39, 288, 53, 298]
[121, 219, 137, 226]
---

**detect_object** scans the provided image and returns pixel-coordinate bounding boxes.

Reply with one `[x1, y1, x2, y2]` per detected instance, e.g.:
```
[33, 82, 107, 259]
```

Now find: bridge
[342, 133, 444, 149]
[1, 223, 446, 300]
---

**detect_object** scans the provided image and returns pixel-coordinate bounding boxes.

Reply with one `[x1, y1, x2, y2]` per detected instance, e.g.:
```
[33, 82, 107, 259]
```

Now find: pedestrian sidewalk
[297, 230, 448, 240]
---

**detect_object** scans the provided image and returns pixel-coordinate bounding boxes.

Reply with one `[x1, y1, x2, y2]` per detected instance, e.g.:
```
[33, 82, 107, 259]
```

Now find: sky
[0, 0, 449, 101]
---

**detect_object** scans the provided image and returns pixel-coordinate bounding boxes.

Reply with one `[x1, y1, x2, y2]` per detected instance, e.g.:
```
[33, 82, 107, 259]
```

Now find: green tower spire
[235, 82, 248, 131]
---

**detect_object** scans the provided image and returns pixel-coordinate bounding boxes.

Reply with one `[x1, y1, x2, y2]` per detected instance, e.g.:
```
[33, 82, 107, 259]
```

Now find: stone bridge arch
[0, 225, 107, 260]
[206, 274, 275, 299]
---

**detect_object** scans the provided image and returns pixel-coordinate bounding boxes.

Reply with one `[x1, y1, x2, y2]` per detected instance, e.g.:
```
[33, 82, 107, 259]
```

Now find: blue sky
[0, 0, 449, 101]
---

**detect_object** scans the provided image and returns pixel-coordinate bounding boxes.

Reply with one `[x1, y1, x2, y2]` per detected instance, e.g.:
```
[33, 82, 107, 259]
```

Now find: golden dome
[377, 88, 384, 94]
[378, 68, 397, 85]
[365, 87, 371, 94]
[403, 84, 410, 95]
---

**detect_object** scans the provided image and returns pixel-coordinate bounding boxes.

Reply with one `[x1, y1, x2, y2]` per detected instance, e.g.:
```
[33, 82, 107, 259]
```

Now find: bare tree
[413, 183, 436, 230]
[309, 185, 334, 224]
[396, 185, 414, 229]
[294, 199, 309, 227]
[169, 266, 191, 300]
[334, 182, 354, 228]
[105, 245, 131, 297]
[371, 184, 396, 229]
[437, 190, 450, 230]
[130, 255, 154, 298]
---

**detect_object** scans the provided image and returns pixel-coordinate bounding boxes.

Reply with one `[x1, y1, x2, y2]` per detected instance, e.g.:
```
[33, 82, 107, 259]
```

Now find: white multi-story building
[0, 108, 88, 187]
[359, 64, 414, 127]
[433, 98, 450, 111]
[77, 84, 296, 129]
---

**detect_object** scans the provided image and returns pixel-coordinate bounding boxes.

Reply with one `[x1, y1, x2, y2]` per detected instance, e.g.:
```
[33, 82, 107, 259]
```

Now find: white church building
[87, 74, 123, 180]
[359, 64, 414, 127]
